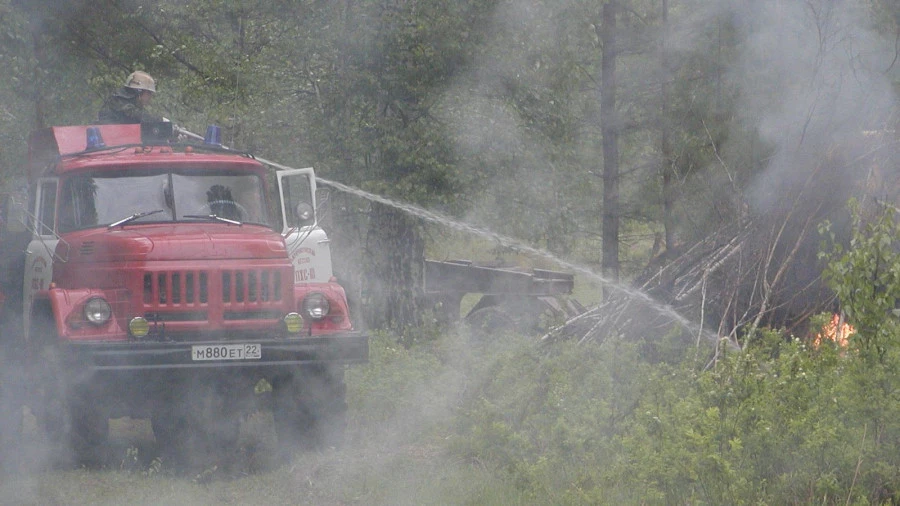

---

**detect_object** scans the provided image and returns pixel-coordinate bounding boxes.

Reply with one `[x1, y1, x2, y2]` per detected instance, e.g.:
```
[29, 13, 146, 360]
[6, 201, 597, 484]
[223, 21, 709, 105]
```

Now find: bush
[445, 204, 900, 504]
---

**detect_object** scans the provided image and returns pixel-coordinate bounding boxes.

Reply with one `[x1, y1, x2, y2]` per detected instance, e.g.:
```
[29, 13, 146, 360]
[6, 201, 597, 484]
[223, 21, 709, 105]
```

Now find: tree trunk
[362, 202, 425, 332]
[600, 1, 620, 281]
[660, 0, 676, 259]
[29, 17, 47, 130]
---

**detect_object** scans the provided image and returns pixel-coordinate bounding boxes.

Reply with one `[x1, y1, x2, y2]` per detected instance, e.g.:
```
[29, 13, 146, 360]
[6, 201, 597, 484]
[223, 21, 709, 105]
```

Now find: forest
[2, 0, 900, 504]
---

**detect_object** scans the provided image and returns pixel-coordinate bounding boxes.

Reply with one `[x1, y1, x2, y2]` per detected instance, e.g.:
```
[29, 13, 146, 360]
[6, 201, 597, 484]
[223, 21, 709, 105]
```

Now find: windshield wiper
[183, 214, 242, 226]
[108, 209, 164, 228]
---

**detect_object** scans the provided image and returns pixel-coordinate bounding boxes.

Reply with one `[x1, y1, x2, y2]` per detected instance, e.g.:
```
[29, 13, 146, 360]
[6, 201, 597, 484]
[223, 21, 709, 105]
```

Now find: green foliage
[820, 202, 900, 362]
[348, 330, 467, 441]
[452, 336, 652, 503]
[442, 208, 900, 503]
[449, 324, 900, 504]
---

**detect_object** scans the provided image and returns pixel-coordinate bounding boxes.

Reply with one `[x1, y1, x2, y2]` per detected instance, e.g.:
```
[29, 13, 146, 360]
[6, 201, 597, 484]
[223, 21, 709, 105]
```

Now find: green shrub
[444, 203, 900, 504]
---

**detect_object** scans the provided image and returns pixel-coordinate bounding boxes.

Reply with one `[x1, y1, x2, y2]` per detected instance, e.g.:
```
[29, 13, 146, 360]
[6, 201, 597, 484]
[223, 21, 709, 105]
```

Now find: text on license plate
[192, 344, 262, 361]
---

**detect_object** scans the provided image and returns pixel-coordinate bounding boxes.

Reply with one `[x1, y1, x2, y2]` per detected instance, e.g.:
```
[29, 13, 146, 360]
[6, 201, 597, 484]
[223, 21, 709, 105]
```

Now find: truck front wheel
[0, 352, 24, 472]
[29, 343, 109, 467]
[67, 385, 109, 467]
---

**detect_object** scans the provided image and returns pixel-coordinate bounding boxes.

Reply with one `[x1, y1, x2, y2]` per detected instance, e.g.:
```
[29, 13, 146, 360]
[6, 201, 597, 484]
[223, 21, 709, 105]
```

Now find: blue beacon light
[204, 125, 222, 146]
[86, 127, 106, 150]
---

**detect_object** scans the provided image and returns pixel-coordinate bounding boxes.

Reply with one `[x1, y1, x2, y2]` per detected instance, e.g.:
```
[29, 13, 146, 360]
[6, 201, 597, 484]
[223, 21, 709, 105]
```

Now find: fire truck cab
[4, 122, 367, 466]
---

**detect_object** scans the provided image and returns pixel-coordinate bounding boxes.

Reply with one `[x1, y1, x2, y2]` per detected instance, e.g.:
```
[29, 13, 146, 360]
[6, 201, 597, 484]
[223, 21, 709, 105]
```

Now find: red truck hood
[62, 224, 287, 262]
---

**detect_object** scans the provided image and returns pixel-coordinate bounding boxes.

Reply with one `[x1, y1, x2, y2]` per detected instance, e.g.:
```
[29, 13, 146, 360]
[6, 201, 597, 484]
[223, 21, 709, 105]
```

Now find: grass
[0, 447, 532, 506]
[0, 330, 539, 506]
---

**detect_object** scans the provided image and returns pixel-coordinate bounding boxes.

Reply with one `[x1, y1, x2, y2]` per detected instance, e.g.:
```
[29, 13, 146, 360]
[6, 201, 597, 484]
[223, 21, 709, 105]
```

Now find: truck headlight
[84, 297, 112, 325]
[301, 292, 330, 321]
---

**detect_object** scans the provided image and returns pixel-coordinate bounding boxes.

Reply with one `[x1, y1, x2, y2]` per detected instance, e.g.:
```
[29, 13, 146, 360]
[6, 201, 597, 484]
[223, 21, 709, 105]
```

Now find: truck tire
[0, 359, 23, 473]
[28, 314, 110, 468]
[29, 345, 67, 446]
[67, 385, 109, 467]
[272, 365, 347, 458]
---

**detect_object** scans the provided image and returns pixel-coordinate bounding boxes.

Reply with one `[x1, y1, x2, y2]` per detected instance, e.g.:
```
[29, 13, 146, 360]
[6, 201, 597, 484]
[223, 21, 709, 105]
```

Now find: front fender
[294, 281, 354, 333]
[48, 287, 131, 341]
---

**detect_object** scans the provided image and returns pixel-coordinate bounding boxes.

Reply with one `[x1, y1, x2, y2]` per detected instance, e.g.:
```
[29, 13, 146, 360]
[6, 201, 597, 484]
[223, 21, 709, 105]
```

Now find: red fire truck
[1, 122, 367, 465]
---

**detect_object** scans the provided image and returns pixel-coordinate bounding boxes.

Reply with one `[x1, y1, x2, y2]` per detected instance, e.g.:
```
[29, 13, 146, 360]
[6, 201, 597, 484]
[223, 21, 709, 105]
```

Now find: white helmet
[125, 71, 156, 93]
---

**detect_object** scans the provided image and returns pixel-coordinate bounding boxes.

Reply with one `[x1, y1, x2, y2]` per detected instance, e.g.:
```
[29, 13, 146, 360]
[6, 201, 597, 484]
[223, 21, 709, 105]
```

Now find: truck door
[23, 178, 60, 340]
[276, 168, 334, 283]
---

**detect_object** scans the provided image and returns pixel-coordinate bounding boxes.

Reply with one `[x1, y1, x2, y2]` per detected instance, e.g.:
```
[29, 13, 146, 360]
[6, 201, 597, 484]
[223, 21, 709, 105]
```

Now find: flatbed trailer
[424, 259, 583, 334]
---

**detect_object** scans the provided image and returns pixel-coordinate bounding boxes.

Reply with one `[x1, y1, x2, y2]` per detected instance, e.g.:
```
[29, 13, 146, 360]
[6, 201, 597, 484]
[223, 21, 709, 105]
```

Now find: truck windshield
[58, 169, 272, 232]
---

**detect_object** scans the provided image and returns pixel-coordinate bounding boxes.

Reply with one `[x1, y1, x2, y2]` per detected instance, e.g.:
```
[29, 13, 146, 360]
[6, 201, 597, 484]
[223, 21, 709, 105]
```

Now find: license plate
[191, 343, 262, 361]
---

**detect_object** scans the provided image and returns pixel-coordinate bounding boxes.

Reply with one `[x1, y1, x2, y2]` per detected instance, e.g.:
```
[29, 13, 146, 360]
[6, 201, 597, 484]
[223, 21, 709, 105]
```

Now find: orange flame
[813, 313, 854, 348]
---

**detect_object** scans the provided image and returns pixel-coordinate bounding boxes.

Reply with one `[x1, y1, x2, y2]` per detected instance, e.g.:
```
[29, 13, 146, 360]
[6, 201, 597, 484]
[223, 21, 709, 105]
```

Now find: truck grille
[221, 270, 282, 303]
[143, 269, 284, 306]
[144, 271, 209, 305]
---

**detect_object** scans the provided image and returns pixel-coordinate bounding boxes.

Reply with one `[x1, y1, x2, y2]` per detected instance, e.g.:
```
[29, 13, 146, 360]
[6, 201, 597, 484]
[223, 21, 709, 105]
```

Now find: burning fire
[813, 313, 854, 348]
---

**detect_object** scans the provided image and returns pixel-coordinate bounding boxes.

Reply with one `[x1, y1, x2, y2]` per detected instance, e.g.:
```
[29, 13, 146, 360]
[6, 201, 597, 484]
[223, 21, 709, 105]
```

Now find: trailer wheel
[464, 306, 517, 342]
[272, 366, 347, 459]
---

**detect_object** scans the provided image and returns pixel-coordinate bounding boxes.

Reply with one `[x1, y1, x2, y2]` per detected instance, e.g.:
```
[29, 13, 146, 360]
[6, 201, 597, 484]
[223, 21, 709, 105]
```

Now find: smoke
[436, 0, 900, 231]
[2, 1, 899, 503]
[724, 0, 898, 209]
[434, 0, 584, 236]
[709, 0, 900, 318]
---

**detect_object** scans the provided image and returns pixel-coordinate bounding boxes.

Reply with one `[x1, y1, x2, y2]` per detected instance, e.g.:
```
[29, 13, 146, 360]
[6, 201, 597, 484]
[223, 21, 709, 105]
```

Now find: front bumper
[60, 332, 368, 372]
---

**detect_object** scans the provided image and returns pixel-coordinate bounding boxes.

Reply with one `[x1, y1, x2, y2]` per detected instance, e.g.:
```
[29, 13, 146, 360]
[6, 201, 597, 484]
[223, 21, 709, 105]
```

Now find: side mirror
[294, 202, 314, 226]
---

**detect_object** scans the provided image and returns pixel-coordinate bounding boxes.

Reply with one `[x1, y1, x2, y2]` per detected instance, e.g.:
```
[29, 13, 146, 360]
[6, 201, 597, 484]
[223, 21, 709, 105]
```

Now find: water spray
[173, 125, 734, 351]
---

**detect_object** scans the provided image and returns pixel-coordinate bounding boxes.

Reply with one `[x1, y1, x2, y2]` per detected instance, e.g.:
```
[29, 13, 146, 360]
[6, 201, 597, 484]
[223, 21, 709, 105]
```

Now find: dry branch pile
[548, 131, 900, 350]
